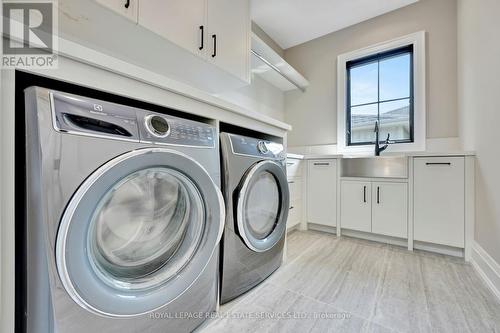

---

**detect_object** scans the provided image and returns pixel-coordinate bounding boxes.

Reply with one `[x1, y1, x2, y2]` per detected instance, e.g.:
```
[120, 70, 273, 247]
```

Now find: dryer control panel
[228, 133, 285, 160]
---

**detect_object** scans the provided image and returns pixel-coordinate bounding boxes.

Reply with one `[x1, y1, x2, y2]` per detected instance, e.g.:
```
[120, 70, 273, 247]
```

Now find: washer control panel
[229, 133, 284, 159]
[138, 110, 215, 148]
[50, 90, 215, 148]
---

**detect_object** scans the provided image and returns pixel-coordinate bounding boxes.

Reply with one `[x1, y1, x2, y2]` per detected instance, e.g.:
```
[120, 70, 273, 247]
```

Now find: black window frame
[346, 45, 414, 146]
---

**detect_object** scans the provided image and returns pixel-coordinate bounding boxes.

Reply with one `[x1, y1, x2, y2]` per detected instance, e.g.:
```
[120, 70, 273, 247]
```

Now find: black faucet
[374, 121, 390, 156]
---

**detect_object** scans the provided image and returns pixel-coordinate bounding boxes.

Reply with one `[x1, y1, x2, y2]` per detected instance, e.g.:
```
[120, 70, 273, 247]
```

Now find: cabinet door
[138, 0, 206, 56]
[414, 157, 465, 247]
[207, 0, 250, 82]
[340, 181, 371, 233]
[96, 0, 138, 22]
[307, 160, 337, 227]
[372, 182, 408, 238]
[287, 199, 302, 229]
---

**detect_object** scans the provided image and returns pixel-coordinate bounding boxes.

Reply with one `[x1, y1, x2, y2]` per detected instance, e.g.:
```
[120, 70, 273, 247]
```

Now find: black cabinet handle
[377, 186, 380, 204]
[124, 0, 130, 8]
[289, 206, 295, 210]
[288, 181, 295, 184]
[363, 186, 366, 203]
[199, 26, 204, 50]
[211, 34, 217, 57]
[426, 162, 451, 166]
[313, 162, 330, 166]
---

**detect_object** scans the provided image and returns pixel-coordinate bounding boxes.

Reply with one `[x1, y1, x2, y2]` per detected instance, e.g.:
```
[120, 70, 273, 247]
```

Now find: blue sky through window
[348, 50, 412, 145]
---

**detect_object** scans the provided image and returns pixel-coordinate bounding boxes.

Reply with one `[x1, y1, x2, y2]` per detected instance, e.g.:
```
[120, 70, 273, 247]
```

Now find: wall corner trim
[471, 241, 500, 302]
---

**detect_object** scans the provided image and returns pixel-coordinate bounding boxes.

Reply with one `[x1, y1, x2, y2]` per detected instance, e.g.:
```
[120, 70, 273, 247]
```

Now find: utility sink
[341, 156, 408, 178]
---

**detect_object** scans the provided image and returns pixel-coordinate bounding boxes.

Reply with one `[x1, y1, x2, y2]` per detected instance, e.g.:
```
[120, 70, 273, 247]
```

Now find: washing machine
[219, 132, 290, 304]
[24, 87, 225, 333]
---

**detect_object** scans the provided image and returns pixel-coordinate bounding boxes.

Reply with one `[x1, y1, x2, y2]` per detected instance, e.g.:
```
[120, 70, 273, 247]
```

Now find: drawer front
[286, 158, 303, 179]
[414, 157, 465, 247]
[288, 179, 302, 202]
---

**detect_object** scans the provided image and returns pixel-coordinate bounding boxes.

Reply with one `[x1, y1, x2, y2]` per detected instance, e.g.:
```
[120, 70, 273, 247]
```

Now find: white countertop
[287, 151, 475, 160]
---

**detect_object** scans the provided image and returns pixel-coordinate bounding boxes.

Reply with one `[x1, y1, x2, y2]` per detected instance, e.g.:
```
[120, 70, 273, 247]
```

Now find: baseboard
[413, 241, 464, 258]
[307, 223, 337, 234]
[471, 242, 500, 301]
[340, 228, 408, 248]
[286, 224, 301, 233]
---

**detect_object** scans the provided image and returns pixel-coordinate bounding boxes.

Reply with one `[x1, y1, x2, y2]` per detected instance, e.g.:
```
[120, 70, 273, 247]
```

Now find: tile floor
[201, 230, 500, 333]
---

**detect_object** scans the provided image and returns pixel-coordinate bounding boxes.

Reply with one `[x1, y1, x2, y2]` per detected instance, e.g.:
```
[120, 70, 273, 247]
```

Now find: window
[337, 31, 425, 153]
[346, 45, 413, 146]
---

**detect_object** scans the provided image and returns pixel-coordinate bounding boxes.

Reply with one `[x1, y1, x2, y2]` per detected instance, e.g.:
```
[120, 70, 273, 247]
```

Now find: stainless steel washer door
[236, 161, 289, 252]
[56, 148, 224, 317]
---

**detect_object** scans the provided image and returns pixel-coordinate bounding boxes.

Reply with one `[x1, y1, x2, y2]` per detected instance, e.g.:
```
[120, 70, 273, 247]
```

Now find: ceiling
[251, 0, 418, 49]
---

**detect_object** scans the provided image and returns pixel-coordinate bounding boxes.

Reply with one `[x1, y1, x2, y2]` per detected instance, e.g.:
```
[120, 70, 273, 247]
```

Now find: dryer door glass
[243, 171, 280, 239]
[237, 161, 290, 252]
[88, 168, 204, 290]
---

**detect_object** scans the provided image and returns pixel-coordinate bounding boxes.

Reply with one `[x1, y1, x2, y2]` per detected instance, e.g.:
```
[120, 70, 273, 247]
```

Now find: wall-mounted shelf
[251, 33, 309, 92]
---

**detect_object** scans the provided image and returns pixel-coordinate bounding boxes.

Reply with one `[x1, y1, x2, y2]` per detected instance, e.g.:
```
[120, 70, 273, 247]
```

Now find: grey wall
[458, 0, 500, 263]
[284, 0, 458, 147]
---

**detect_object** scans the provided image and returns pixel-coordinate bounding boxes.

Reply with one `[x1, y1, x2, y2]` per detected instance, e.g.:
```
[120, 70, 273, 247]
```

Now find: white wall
[215, 74, 285, 122]
[252, 22, 285, 57]
[458, 0, 500, 263]
[284, 0, 459, 147]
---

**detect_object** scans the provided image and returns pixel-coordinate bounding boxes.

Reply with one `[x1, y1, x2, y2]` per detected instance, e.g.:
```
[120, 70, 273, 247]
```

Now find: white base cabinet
[372, 182, 408, 238]
[286, 158, 304, 230]
[340, 180, 408, 238]
[414, 157, 465, 248]
[307, 160, 337, 228]
[340, 181, 371, 232]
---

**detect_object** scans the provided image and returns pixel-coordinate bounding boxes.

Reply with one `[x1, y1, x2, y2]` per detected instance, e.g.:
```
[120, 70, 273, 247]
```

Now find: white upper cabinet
[95, 0, 138, 22]
[340, 181, 371, 233]
[371, 182, 407, 238]
[307, 160, 337, 227]
[414, 157, 465, 248]
[138, 0, 206, 57]
[88, 0, 250, 91]
[137, 0, 250, 83]
[207, 0, 250, 82]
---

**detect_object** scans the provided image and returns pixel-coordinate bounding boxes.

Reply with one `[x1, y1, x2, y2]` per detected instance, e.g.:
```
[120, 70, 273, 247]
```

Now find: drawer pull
[289, 206, 295, 210]
[363, 186, 366, 203]
[377, 186, 380, 204]
[313, 162, 330, 166]
[426, 162, 451, 166]
[288, 181, 295, 184]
